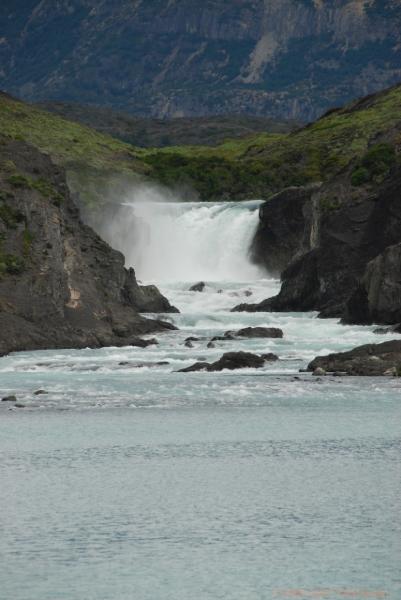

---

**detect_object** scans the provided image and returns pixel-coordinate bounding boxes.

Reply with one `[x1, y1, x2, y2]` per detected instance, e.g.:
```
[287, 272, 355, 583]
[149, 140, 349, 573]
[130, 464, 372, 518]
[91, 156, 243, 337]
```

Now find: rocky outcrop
[2, 1, 401, 121]
[344, 243, 401, 325]
[250, 185, 320, 276]
[234, 327, 283, 339]
[178, 351, 268, 373]
[307, 340, 401, 376]
[238, 153, 401, 323]
[0, 137, 177, 356]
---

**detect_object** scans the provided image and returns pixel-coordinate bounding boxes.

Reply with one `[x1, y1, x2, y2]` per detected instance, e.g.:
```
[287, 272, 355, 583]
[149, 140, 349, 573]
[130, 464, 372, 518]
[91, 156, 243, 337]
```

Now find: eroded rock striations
[0, 136, 177, 356]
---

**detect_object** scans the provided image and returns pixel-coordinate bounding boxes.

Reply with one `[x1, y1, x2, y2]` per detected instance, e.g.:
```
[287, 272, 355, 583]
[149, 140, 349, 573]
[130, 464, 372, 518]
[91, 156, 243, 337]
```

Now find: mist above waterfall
[101, 186, 265, 283]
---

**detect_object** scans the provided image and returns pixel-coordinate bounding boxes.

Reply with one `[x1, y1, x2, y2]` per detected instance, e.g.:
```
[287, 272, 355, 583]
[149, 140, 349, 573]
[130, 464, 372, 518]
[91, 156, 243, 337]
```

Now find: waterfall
[105, 197, 264, 283]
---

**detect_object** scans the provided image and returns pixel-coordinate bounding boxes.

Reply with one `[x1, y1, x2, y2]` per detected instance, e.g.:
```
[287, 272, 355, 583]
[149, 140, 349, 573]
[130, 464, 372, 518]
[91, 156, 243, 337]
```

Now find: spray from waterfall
[100, 185, 265, 283]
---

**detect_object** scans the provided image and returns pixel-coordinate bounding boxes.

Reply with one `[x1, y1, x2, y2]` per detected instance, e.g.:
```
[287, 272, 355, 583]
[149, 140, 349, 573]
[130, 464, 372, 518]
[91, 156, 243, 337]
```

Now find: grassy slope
[140, 85, 401, 200]
[0, 92, 151, 207]
[1, 85, 401, 206]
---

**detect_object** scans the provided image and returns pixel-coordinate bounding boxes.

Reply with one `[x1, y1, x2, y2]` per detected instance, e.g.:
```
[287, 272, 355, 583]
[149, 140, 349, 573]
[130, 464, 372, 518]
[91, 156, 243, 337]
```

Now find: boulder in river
[178, 351, 266, 372]
[235, 326, 283, 339]
[34, 390, 48, 396]
[307, 340, 401, 376]
[189, 282, 205, 292]
[1, 395, 17, 402]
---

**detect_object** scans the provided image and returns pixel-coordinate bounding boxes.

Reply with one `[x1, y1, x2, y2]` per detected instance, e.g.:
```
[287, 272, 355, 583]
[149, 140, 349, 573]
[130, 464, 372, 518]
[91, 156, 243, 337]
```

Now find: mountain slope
[1, 0, 401, 121]
[37, 102, 297, 147]
[142, 83, 401, 200]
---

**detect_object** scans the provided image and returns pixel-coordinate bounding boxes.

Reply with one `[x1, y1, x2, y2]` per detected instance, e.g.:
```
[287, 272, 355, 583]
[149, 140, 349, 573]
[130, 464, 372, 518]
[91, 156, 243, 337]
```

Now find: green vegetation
[0, 231, 25, 276]
[0, 201, 25, 228]
[140, 85, 401, 199]
[1, 85, 401, 204]
[22, 229, 34, 257]
[0, 95, 146, 174]
[319, 197, 342, 212]
[351, 143, 396, 186]
[0, 93, 150, 207]
[6, 172, 64, 204]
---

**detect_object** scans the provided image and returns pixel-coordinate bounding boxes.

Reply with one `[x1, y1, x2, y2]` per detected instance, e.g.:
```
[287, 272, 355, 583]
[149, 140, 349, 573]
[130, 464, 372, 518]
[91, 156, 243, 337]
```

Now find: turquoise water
[1, 201, 400, 599]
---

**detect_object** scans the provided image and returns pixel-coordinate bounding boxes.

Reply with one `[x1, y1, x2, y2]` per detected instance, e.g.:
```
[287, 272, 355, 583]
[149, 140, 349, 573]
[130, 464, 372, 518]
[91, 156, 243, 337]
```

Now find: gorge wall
[1, 0, 401, 120]
[0, 136, 176, 357]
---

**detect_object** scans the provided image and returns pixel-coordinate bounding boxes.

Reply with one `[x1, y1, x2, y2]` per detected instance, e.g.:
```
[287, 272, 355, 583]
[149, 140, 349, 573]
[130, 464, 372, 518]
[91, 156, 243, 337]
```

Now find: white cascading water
[103, 190, 264, 283]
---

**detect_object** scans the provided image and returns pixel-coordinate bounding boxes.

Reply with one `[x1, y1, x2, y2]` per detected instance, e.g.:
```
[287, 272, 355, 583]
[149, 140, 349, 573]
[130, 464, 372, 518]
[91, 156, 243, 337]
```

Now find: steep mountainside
[1, 1, 401, 120]
[0, 135, 176, 356]
[38, 103, 297, 147]
[232, 87, 401, 326]
[144, 84, 401, 200]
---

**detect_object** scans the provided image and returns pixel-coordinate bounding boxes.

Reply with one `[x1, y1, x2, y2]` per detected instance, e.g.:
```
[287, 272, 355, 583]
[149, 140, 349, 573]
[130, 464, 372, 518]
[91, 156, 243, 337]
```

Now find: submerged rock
[178, 361, 210, 373]
[184, 340, 194, 348]
[189, 281, 206, 292]
[34, 390, 48, 396]
[307, 340, 401, 376]
[118, 361, 169, 368]
[1, 395, 17, 402]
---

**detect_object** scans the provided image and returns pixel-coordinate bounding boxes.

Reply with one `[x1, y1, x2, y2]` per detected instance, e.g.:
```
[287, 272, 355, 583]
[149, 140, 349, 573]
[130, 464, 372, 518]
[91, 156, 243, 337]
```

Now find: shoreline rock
[307, 340, 401, 376]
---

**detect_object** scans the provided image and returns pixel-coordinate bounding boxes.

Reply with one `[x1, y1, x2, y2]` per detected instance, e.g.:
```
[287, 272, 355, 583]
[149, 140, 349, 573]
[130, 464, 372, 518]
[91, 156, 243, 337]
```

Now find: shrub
[351, 143, 396, 186]
[0, 253, 25, 275]
[0, 203, 25, 228]
[7, 174, 31, 188]
[351, 166, 370, 187]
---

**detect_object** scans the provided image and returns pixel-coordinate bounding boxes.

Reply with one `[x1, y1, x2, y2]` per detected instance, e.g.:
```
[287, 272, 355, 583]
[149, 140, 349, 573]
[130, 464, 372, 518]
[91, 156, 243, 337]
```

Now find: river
[0, 200, 400, 600]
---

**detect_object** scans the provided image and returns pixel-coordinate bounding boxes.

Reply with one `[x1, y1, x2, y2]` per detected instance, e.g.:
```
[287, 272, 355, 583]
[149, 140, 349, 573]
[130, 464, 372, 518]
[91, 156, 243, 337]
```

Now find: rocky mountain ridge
[1, 0, 401, 120]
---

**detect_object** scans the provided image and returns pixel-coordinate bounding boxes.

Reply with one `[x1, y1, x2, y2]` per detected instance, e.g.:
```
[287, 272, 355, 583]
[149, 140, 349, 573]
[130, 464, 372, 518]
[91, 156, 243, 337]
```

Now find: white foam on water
[106, 198, 266, 282]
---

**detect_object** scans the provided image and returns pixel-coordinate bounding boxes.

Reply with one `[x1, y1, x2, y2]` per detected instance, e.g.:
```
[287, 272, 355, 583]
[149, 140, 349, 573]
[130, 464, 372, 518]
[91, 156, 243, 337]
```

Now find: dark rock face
[178, 351, 268, 372]
[0, 137, 177, 356]
[261, 353, 279, 362]
[2, 1, 401, 121]
[235, 326, 283, 339]
[239, 163, 401, 323]
[250, 185, 320, 276]
[344, 243, 401, 325]
[307, 340, 401, 376]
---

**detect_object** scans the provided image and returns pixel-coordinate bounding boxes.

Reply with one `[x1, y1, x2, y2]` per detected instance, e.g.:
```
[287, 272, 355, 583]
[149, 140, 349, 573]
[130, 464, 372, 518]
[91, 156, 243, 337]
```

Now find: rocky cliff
[0, 136, 177, 356]
[1, 1, 401, 121]
[235, 85, 401, 325]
